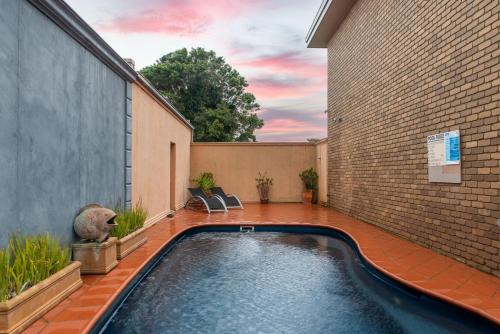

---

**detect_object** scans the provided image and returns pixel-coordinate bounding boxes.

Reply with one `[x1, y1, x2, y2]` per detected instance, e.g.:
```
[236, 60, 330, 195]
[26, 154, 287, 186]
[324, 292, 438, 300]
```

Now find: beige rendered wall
[131, 83, 192, 223]
[316, 139, 328, 205]
[191, 143, 317, 202]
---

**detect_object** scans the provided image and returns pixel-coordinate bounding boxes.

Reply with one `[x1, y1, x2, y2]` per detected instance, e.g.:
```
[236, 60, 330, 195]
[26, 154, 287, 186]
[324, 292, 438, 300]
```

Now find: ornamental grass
[0, 234, 70, 302]
[110, 203, 148, 240]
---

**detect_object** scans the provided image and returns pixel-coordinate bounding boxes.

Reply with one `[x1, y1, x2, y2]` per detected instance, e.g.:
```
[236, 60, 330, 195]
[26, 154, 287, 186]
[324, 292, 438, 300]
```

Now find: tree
[140, 48, 264, 142]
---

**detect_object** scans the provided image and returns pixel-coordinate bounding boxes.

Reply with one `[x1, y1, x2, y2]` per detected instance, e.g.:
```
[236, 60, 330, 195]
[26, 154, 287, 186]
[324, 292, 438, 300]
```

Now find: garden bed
[0, 262, 82, 334]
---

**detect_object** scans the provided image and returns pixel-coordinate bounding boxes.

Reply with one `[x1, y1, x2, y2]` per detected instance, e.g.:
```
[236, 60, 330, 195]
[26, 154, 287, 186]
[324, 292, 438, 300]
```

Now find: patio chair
[210, 187, 244, 209]
[186, 187, 228, 213]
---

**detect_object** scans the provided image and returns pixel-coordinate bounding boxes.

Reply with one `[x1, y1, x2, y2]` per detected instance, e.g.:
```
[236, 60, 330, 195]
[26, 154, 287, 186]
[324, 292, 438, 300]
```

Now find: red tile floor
[25, 204, 500, 333]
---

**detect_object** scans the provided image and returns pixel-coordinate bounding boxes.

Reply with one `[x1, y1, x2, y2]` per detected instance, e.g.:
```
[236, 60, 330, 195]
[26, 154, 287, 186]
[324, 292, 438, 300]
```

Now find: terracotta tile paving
[24, 204, 500, 333]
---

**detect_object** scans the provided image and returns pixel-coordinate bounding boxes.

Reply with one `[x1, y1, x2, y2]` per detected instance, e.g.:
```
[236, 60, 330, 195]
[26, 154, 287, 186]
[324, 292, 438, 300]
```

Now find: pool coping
[23, 205, 500, 333]
[87, 223, 500, 331]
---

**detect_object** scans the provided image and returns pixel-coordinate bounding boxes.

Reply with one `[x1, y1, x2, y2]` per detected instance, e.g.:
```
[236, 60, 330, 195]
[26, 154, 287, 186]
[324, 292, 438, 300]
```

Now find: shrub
[193, 172, 216, 195]
[0, 234, 70, 302]
[110, 203, 148, 239]
[299, 168, 318, 190]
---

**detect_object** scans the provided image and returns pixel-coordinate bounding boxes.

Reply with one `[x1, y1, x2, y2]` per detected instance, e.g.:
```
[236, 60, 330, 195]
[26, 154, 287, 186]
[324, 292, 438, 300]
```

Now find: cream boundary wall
[131, 83, 192, 224]
[191, 142, 318, 203]
[316, 139, 328, 205]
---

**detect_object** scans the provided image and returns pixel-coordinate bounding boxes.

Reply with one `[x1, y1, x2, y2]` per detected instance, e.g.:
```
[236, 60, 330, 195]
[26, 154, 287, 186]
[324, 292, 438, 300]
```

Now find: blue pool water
[100, 231, 497, 334]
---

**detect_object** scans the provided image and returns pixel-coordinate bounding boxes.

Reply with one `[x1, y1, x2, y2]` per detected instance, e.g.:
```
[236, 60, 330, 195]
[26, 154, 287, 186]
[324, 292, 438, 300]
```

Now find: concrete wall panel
[0, 0, 128, 245]
[0, 0, 20, 245]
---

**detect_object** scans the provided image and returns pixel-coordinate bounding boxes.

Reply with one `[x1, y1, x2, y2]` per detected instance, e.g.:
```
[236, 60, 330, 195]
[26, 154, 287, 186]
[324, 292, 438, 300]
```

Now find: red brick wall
[327, 0, 499, 276]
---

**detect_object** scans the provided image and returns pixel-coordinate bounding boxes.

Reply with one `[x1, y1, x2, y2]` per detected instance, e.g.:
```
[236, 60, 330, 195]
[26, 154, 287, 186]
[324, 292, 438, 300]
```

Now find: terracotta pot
[72, 237, 118, 274]
[116, 227, 148, 260]
[303, 190, 313, 203]
[260, 199, 269, 204]
[0, 262, 82, 334]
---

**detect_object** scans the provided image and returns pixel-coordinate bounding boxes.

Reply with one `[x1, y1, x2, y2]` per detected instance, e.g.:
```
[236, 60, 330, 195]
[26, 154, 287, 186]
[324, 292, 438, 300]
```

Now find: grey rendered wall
[0, 0, 128, 245]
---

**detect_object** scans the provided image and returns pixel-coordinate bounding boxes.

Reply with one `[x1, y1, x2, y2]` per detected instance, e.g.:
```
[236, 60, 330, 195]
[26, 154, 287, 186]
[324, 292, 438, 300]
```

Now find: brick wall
[327, 0, 500, 276]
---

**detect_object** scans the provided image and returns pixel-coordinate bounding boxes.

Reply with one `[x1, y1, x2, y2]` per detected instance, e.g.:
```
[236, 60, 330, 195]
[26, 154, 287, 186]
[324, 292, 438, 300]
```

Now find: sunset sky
[66, 0, 327, 141]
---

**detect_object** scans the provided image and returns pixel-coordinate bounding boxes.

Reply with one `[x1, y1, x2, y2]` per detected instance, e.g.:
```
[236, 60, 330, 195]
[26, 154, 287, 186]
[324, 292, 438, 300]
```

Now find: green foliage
[0, 234, 70, 302]
[194, 172, 216, 195]
[110, 203, 148, 240]
[255, 172, 273, 188]
[299, 168, 319, 190]
[140, 47, 264, 142]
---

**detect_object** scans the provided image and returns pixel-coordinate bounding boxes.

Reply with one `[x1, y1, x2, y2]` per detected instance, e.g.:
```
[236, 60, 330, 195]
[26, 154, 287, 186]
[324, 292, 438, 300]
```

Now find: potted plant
[72, 204, 119, 274]
[0, 234, 82, 334]
[256, 172, 273, 204]
[111, 203, 148, 260]
[299, 168, 318, 204]
[193, 172, 216, 196]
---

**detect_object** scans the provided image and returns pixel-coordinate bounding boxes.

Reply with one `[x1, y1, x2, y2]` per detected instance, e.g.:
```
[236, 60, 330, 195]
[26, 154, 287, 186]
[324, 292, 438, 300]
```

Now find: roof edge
[306, 0, 357, 48]
[28, 0, 137, 81]
[305, 0, 332, 47]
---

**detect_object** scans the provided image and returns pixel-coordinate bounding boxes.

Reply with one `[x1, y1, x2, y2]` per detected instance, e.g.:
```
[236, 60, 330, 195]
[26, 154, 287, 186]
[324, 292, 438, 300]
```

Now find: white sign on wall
[427, 130, 460, 166]
[427, 130, 461, 183]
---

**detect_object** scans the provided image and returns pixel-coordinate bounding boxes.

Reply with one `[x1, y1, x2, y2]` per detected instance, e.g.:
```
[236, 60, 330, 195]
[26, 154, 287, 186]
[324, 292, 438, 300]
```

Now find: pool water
[101, 232, 496, 333]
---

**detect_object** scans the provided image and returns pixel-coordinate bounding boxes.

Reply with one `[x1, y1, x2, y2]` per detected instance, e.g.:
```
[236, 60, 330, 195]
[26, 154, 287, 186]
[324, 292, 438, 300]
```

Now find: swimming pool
[95, 227, 498, 333]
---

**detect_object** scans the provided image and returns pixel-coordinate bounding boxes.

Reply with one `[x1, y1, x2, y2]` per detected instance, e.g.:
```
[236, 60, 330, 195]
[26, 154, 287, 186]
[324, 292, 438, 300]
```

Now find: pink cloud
[257, 118, 325, 134]
[247, 77, 325, 100]
[98, 0, 263, 36]
[235, 52, 326, 77]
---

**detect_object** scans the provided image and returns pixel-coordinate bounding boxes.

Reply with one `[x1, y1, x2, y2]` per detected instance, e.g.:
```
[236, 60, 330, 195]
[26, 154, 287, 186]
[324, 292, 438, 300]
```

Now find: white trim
[306, 0, 332, 45]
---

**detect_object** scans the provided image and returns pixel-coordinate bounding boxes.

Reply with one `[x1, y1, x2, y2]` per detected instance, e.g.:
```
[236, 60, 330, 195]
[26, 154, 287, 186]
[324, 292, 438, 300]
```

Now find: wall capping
[191, 142, 318, 147]
[27, 0, 136, 82]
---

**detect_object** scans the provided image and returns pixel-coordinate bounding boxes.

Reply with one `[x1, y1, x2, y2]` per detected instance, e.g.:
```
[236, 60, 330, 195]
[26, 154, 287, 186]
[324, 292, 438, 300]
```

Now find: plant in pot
[0, 234, 82, 334]
[194, 172, 216, 196]
[299, 168, 318, 204]
[111, 202, 149, 260]
[256, 172, 273, 204]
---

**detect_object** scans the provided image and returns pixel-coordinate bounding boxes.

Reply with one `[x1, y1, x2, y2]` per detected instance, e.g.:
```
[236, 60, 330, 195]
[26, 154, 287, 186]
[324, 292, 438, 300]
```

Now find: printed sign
[427, 131, 460, 167]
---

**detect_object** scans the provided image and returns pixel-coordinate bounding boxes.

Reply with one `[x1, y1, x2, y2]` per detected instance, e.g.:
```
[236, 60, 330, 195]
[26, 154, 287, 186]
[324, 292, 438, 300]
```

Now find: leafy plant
[299, 168, 318, 190]
[193, 172, 216, 195]
[0, 234, 70, 302]
[110, 203, 148, 240]
[256, 172, 273, 202]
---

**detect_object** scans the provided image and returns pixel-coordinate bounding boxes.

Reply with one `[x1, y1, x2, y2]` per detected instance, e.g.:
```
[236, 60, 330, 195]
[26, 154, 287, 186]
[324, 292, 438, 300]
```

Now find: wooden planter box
[72, 237, 118, 274]
[0, 262, 82, 334]
[116, 227, 148, 260]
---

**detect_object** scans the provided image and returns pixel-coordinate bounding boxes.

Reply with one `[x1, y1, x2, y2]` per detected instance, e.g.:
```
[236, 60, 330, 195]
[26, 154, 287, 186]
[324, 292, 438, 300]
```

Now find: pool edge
[85, 222, 500, 333]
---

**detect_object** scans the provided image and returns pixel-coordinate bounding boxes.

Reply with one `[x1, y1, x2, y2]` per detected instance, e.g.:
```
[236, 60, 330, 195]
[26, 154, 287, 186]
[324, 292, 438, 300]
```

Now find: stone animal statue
[74, 204, 117, 242]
